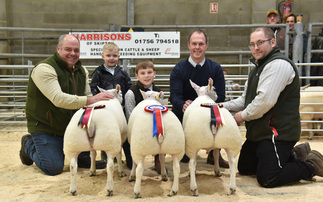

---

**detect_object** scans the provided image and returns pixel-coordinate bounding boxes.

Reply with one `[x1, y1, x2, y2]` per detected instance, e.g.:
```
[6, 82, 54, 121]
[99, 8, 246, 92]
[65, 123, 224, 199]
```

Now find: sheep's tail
[87, 126, 95, 148]
[211, 125, 217, 140]
[157, 135, 164, 144]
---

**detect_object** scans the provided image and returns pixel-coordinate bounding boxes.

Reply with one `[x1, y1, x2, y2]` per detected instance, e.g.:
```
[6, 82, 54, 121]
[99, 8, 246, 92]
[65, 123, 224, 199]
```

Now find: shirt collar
[103, 64, 116, 69]
[189, 56, 205, 67]
[103, 64, 117, 74]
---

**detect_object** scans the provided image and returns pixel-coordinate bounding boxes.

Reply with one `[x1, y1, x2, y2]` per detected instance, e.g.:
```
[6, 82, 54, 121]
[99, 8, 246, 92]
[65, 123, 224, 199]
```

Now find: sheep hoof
[119, 171, 127, 178]
[129, 175, 135, 182]
[90, 171, 96, 176]
[134, 192, 141, 198]
[70, 190, 77, 196]
[308, 137, 313, 140]
[106, 190, 113, 196]
[191, 189, 198, 196]
[161, 175, 168, 181]
[227, 188, 236, 195]
[167, 190, 177, 197]
[214, 170, 222, 177]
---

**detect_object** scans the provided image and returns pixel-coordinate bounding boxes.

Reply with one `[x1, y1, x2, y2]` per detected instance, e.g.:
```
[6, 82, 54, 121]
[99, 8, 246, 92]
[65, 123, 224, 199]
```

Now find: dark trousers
[238, 139, 315, 188]
[122, 139, 132, 169]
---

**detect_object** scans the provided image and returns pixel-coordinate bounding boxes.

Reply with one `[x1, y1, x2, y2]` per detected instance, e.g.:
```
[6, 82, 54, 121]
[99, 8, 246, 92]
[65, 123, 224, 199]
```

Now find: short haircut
[58, 34, 79, 47]
[135, 60, 155, 74]
[252, 27, 275, 39]
[103, 42, 119, 52]
[283, 13, 296, 23]
[188, 29, 208, 44]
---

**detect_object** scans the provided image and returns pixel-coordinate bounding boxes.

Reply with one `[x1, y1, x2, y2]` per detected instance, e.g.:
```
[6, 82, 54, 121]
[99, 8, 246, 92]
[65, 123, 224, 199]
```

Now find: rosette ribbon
[144, 105, 169, 138]
[78, 105, 105, 129]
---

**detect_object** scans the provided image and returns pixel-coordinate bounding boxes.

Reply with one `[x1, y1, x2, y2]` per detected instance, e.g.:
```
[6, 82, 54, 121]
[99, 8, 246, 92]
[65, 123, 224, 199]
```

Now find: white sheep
[300, 86, 323, 140]
[63, 85, 127, 196]
[127, 90, 185, 198]
[183, 78, 243, 196]
[182, 78, 218, 129]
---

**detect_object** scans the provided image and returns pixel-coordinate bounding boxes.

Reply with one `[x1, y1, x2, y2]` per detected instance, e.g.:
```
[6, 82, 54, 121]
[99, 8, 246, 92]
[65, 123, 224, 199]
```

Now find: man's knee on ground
[238, 164, 256, 175]
[257, 175, 277, 188]
[41, 163, 64, 176]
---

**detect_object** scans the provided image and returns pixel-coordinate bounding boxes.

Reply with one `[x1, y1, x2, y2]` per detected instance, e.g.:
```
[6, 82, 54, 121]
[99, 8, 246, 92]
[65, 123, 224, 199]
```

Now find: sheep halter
[78, 105, 105, 129]
[200, 103, 226, 129]
[144, 105, 168, 138]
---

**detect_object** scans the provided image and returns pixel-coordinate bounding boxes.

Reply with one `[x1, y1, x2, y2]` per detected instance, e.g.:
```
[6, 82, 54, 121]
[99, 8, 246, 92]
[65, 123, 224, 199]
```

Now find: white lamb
[300, 86, 323, 140]
[63, 85, 127, 197]
[183, 78, 243, 196]
[127, 90, 185, 198]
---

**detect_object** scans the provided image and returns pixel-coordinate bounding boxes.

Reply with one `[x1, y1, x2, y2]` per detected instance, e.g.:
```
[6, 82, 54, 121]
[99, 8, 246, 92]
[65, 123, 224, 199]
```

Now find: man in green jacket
[21, 34, 113, 176]
[223, 27, 323, 187]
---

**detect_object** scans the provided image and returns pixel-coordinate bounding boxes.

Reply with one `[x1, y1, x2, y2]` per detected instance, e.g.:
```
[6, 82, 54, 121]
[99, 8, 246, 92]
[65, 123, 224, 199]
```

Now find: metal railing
[1, 62, 323, 134]
[1, 24, 323, 135]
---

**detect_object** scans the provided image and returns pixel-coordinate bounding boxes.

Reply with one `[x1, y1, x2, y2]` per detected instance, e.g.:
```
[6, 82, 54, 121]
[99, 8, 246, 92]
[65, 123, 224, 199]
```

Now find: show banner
[71, 32, 180, 59]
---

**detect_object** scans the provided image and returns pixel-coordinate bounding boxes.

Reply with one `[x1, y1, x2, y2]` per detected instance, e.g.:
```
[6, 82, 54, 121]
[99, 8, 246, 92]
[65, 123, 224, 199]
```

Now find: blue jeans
[25, 133, 90, 176]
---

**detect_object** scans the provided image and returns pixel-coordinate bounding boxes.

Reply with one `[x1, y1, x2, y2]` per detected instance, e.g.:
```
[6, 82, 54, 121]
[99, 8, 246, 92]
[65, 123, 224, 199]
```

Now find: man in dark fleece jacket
[223, 27, 323, 188]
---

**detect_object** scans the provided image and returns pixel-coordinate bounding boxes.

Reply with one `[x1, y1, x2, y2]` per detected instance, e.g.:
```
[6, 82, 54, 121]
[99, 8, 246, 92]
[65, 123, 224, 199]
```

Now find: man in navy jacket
[170, 29, 227, 167]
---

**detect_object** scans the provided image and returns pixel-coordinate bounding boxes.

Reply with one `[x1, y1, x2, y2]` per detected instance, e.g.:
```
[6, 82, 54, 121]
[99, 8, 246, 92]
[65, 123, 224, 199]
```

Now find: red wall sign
[210, 3, 218, 13]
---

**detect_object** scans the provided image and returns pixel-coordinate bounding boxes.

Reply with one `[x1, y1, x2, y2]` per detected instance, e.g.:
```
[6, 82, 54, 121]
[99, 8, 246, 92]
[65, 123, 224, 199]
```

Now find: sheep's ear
[159, 91, 164, 99]
[208, 78, 213, 90]
[115, 84, 121, 93]
[140, 89, 146, 99]
[97, 86, 106, 93]
[156, 91, 164, 100]
[189, 79, 199, 90]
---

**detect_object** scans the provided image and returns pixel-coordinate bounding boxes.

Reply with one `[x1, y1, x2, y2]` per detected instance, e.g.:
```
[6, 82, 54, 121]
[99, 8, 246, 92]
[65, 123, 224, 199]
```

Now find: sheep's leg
[167, 155, 180, 197]
[304, 122, 314, 140]
[159, 154, 168, 181]
[89, 150, 97, 176]
[129, 161, 137, 182]
[116, 152, 126, 177]
[69, 153, 78, 196]
[213, 148, 221, 177]
[189, 153, 198, 196]
[318, 119, 322, 130]
[224, 149, 236, 195]
[308, 130, 314, 140]
[134, 157, 144, 198]
[314, 119, 321, 136]
[106, 155, 114, 196]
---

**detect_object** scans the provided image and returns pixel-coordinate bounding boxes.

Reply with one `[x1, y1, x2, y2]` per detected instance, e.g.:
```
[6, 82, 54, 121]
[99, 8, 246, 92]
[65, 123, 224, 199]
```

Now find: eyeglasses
[248, 39, 272, 49]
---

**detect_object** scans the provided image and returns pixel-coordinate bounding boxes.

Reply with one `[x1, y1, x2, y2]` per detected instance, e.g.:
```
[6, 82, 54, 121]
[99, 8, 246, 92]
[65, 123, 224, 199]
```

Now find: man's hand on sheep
[87, 92, 114, 105]
[182, 99, 193, 112]
[234, 111, 245, 126]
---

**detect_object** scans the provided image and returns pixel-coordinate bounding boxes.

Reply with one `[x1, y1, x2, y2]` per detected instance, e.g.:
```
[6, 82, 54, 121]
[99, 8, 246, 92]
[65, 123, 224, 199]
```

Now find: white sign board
[70, 31, 180, 59]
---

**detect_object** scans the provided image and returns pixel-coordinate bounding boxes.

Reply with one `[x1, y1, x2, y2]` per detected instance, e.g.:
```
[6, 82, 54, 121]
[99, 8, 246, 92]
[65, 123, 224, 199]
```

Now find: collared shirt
[124, 84, 153, 120]
[31, 63, 91, 110]
[104, 64, 116, 75]
[188, 56, 206, 68]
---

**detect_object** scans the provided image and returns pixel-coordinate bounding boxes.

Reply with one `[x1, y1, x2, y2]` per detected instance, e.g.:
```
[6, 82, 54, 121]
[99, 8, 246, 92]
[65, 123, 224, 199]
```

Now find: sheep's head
[97, 85, 123, 104]
[140, 90, 165, 101]
[189, 78, 218, 101]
